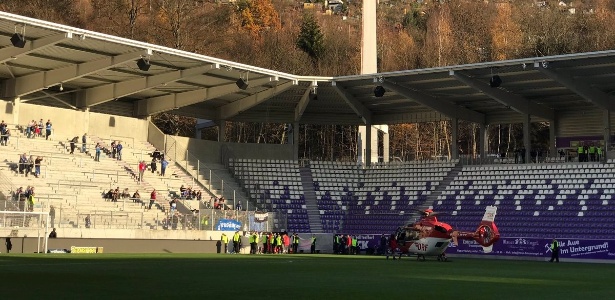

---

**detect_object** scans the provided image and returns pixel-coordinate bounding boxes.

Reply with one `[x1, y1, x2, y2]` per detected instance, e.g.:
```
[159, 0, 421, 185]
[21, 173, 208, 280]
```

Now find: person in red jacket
[149, 189, 157, 210]
[386, 234, 401, 260]
[283, 233, 290, 254]
[138, 161, 147, 182]
[346, 234, 352, 255]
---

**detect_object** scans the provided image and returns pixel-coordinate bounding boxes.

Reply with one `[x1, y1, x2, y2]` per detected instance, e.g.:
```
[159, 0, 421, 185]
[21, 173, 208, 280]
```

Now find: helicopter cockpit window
[434, 225, 447, 233]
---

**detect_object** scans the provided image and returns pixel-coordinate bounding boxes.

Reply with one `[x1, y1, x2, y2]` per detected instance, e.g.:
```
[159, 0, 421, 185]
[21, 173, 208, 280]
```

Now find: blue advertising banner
[446, 237, 614, 260]
[215, 219, 242, 231]
[353, 234, 614, 260]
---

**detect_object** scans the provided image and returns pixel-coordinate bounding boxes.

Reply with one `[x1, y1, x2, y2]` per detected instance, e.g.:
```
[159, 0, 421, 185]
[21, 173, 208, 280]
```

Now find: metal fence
[199, 209, 281, 232]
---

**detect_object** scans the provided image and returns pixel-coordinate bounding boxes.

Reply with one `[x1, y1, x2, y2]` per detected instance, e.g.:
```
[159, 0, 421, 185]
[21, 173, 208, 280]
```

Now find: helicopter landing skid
[437, 254, 448, 262]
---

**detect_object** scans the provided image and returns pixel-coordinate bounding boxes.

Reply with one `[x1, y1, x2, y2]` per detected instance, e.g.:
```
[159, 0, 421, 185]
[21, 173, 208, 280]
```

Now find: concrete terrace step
[299, 167, 322, 233]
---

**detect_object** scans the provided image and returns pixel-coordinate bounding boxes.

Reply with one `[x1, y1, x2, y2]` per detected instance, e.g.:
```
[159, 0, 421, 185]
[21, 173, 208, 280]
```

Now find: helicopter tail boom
[452, 206, 500, 251]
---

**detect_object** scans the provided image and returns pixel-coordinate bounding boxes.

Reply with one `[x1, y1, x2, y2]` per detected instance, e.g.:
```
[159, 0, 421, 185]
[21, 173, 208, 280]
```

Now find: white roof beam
[537, 65, 613, 110]
[77, 63, 215, 108]
[136, 76, 277, 116]
[0, 32, 72, 64]
[381, 81, 485, 124]
[218, 80, 294, 120]
[294, 84, 313, 122]
[453, 72, 554, 120]
[331, 82, 372, 124]
[7, 50, 148, 98]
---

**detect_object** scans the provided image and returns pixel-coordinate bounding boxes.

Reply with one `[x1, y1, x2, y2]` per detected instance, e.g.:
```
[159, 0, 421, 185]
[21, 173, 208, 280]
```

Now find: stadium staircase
[299, 166, 323, 233]
[423, 164, 463, 210]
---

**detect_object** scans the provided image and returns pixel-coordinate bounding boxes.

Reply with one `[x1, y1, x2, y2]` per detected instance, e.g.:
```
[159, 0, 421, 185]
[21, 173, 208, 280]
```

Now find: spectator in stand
[110, 141, 117, 159]
[49, 205, 56, 228]
[160, 158, 168, 176]
[236, 201, 242, 211]
[27, 187, 35, 211]
[49, 228, 57, 238]
[81, 133, 87, 153]
[69, 136, 78, 154]
[150, 157, 157, 174]
[103, 189, 113, 201]
[148, 189, 157, 209]
[132, 190, 140, 203]
[112, 187, 120, 203]
[85, 214, 91, 228]
[38, 119, 43, 138]
[0, 121, 7, 146]
[34, 121, 41, 137]
[2, 128, 9, 146]
[170, 198, 177, 214]
[45, 119, 52, 140]
[14, 187, 23, 201]
[218, 197, 225, 210]
[34, 156, 43, 178]
[121, 188, 130, 199]
[171, 212, 179, 230]
[153, 149, 161, 160]
[95, 143, 101, 162]
[18, 153, 27, 174]
[138, 161, 147, 182]
[179, 185, 186, 198]
[116, 141, 123, 161]
[26, 120, 34, 138]
[25, 155, 34, 177]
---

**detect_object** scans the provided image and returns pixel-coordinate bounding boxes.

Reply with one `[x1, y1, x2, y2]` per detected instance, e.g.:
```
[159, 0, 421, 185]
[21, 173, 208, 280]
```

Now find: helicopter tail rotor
[451, 206, 500, 252]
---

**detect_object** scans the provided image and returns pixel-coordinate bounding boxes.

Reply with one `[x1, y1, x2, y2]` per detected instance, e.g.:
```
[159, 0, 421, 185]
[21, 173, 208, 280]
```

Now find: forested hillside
[2, 0, 614, 160]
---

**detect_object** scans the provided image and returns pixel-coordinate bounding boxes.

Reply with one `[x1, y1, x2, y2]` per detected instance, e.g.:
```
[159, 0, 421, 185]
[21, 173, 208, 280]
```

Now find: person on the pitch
[220, 233, 228, 254]
[232, 231, 240, 254]
[386, 234, 401, 260]
[310, 234, 317, 254]
[549, 238, 559, 263]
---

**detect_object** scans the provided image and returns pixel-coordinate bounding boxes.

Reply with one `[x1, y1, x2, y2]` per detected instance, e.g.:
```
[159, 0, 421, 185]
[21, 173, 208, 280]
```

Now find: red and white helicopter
[393, 206, 500, 261]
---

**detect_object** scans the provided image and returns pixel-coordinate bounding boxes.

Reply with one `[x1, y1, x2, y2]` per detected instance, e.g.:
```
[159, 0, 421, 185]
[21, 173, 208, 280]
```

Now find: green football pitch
[0, 253, 612, 299]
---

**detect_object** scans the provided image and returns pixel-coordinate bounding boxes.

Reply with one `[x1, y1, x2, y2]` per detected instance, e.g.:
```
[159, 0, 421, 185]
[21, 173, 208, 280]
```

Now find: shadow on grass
[0, 254, 613, 299]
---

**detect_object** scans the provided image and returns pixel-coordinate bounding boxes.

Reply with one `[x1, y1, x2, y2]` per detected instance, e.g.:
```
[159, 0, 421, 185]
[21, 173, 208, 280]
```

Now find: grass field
[0, 253, 612, 299]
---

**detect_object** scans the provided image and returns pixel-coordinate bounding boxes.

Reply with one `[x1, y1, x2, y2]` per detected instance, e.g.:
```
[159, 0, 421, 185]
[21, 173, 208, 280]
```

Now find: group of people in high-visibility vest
[333, 234, 360, 254]
[577, 142, 603, 162]
[220, 231, 317, 254]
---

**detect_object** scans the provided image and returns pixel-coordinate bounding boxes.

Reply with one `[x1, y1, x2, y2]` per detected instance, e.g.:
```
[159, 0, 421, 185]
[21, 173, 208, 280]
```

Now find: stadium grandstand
[0, 10, 614, 259]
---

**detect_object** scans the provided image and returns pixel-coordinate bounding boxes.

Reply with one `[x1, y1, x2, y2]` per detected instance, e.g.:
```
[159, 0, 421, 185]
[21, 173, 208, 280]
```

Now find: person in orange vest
[346, 234, 352, 255]
[283, 233, 290, 254]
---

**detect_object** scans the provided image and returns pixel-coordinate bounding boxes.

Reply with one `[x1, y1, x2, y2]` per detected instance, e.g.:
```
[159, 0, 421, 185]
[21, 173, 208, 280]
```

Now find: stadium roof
[0, 11, 614, 126]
